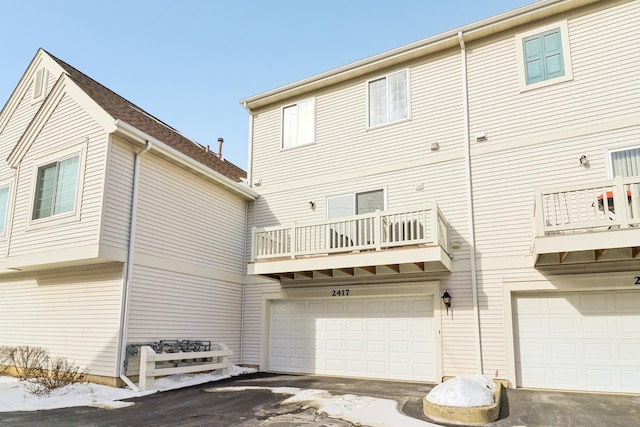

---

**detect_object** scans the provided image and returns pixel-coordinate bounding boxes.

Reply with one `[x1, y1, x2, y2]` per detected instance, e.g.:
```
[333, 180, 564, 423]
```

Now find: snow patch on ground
[0, 365, 256, 412]
[210, 385, 440, 427]
[426, 374, 496, 407]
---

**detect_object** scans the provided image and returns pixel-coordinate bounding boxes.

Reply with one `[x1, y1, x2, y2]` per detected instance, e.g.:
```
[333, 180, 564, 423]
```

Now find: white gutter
[114, 120, 258, 200]
[117, 139, 152, 391]
[239, 0, 597, 109]
[458, 31, 483, 375]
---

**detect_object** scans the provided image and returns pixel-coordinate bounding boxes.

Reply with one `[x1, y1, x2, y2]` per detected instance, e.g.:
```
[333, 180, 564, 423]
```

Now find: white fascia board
[0, 49, 68, 136]
[240, 0, 601, 110]
[114, 120, 258, 200]
[7, 73, 115, 168]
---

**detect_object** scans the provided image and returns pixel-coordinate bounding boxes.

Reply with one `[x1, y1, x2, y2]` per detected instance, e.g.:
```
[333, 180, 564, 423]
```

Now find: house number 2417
[332, 289, 350, 296]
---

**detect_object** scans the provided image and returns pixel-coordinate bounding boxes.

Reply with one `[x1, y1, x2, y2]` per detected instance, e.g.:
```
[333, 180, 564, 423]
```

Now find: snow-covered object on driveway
[426, 375, 496, 407]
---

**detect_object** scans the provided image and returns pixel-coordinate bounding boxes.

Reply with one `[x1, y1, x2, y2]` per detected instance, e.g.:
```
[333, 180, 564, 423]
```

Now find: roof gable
[0, 49, 63, 138]
[7, 73, 114, 168]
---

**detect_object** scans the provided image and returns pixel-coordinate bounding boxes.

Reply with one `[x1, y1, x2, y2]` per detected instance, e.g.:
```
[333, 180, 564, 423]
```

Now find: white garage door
[269, 296, 435, 382]
[514, 290, 640, 393]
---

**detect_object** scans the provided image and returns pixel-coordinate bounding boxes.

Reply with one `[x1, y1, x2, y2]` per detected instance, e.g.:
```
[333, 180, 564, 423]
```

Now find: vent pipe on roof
[217, 137, 224, 159]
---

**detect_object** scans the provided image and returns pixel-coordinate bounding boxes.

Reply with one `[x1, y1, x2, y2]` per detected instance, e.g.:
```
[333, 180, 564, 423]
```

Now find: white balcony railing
[251, 203, 450, 261]
[534, 175, 640, 236]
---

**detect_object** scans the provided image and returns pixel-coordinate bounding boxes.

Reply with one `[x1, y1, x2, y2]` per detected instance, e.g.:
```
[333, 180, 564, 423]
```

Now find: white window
[326, 189, 385, 247]
[0, 185, 10, 235]
[609, 146, 640, 178]
[515, 20, 573, 92]
[368, 69, 409, 128]
[33, 155, 80, 220]
[282, 98, 315, 149]
[326, 189, 385, 219]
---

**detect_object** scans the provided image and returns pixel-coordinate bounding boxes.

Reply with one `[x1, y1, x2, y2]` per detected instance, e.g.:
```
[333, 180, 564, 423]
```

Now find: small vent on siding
[33, 68, 46, 100]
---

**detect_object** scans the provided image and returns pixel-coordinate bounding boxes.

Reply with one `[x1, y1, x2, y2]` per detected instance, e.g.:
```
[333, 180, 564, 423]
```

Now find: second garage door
[514, 290, 640, 393]
[269, 296, 435, 382]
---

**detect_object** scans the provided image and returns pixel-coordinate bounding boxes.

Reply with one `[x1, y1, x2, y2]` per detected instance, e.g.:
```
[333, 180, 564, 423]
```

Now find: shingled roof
[47, 51, 246, 183]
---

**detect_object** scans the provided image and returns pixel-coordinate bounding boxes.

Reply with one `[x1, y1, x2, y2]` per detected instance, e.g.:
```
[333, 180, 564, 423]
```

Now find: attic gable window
[368, 69, 409, 128]
[282, 98, 315, 149]
[33, 156, 80, 220]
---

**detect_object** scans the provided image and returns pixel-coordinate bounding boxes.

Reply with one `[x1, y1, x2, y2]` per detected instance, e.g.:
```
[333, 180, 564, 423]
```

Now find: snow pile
[426, 375, 496, 407]
[211, 386, 440, 427]
[0, 365, 256, 412]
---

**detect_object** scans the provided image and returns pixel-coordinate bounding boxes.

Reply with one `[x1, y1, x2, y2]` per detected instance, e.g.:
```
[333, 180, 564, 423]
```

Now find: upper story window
[33, 155, 80, 220]
[516, 21, 573, 91]
[609, 146, 640, 178]
[282, 98, 315, 149]
[368, 69, 409, 128]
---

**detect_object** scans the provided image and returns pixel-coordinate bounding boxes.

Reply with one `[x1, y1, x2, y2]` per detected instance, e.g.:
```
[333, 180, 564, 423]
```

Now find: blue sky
[0, 0, 532, 170]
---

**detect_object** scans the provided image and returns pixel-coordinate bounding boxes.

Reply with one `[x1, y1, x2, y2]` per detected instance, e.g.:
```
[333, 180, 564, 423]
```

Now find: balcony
[533, 176, 640, 266]
[248, 203, 452, 281]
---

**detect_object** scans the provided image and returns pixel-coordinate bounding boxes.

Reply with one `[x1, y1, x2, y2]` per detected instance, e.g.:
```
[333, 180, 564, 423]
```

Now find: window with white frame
[32, 155, 80, 220]
[282, 98, 315, 149]
[516, 21, 573, 91]
[368, 69, 409, 128]
[327, 189, 385, 219]
[609, 146, 640, 178]
[0, 185, 10, 235]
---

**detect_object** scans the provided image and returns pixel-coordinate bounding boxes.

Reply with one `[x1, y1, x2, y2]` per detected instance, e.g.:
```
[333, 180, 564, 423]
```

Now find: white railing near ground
[138, 343, 232, 391]
[534, 175, 640, 236]
[251, 203, 450, 261]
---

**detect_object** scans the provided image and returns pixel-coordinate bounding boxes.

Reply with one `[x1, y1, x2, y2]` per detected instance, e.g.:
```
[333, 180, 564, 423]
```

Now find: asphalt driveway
[0, 372, 638, 426]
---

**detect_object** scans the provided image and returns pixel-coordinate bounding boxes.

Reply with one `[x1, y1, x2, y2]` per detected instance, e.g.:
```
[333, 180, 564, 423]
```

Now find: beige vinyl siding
[8, 93, 107, 256]
[434, 271, 478, 377]
[125, 265, 243, 373]
[467, 1, 640, 149]
[240, 278, 280, 365]
[134, 153, 247, 273]
[0, 263, 123, 377]
[251, 52, 465, 188]
[472, 125, 640, 258]
[100, 138, 134, 251]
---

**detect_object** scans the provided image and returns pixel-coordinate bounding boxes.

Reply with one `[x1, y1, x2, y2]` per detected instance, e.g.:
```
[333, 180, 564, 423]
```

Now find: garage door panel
[270, 296, 435, 382]
[514, 290, 640, 393]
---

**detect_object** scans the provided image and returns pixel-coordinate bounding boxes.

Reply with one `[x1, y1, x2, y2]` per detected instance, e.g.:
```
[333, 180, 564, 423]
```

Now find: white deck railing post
[431, 204, 439, 245]
[374, 210, 382, 250]
[290, 222, 297, 259]
[250, 226, 257, 261]
[533, 189, 546, 236]
[613, 175, 629, 228]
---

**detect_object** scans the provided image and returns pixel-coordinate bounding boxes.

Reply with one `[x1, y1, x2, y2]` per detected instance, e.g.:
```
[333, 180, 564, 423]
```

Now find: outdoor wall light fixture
[308, 201, 316, 210]
[441, 291, 452, 314]
[579, 155, 589, 167]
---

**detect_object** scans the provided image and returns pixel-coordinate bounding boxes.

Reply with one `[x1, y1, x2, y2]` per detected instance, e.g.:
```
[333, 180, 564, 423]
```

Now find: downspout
[243, 102, 254, 186]
[240, 200, 248, 364]
[458, 31, 483, 374]
[240, 102, 255, 365]
[117, 140, 152, 390]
